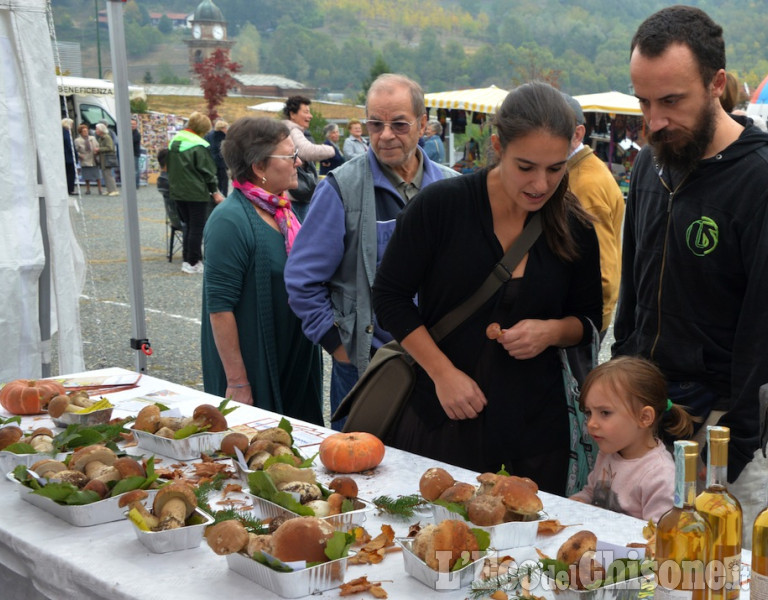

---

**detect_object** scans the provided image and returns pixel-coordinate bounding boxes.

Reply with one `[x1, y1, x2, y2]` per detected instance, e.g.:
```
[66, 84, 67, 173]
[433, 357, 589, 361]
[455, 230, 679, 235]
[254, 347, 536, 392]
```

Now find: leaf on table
[352, 526, 372, 545]
[348, 524, 396, 565]
[222, 483, 242, 496]
[339, 576, 388, 598]
[535, 548, 551, 560]
[537, 519, 571, 535]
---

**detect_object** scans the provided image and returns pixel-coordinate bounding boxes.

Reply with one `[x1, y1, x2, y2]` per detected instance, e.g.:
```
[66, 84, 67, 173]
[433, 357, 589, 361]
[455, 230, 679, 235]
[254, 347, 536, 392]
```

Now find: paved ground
[52, 183, 612, 427]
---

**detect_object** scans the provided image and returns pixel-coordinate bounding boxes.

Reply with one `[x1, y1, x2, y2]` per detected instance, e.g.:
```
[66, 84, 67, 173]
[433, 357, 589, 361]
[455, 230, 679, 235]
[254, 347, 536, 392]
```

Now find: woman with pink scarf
[201, 117, 322, 424]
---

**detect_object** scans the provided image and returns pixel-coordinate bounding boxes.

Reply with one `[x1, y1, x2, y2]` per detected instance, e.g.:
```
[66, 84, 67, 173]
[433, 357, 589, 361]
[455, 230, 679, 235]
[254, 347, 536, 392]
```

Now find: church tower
[185, 0, 234, 70]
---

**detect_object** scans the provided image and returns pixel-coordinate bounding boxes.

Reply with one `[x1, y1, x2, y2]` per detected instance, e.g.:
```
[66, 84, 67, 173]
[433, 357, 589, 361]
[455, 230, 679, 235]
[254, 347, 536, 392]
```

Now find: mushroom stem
[158, 497, 187, 530]
[84, 460, 108, 479]
[131, 501, 160, 530]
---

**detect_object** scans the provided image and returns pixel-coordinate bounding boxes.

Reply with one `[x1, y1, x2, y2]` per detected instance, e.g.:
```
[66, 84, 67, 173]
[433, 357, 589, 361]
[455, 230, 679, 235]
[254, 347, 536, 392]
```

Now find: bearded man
[612, 5, 768, 547]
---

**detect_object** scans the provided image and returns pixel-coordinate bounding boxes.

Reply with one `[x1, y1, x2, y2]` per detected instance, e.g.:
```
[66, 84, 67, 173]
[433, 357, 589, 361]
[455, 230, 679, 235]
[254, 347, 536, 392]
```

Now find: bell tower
[185, 0, 234, 70]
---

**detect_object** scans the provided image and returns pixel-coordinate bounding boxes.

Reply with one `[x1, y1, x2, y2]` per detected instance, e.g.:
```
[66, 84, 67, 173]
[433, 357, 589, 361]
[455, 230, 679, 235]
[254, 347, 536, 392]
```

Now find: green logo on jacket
[686, 217, 719, 256]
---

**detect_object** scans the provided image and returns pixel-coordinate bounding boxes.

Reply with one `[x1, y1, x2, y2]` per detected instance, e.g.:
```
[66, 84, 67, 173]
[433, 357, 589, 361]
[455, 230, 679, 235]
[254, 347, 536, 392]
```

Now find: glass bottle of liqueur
[655, 440, 712, 600]
[695, 426, 742, 600]
[752, 503, 768, 600]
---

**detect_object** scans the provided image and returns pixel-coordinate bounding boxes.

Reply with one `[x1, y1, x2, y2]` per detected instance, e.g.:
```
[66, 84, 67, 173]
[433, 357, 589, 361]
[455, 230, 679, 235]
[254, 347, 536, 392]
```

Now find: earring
[261, 176, 267, 185]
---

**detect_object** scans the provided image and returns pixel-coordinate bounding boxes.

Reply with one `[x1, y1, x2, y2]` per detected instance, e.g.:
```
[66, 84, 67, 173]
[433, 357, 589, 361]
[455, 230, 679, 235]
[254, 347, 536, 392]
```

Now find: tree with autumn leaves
[193, 48, 242, 122]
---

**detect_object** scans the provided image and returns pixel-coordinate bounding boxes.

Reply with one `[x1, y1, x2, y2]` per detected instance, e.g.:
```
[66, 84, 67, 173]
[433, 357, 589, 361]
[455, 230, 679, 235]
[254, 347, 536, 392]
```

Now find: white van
[57, 76, 146, 134]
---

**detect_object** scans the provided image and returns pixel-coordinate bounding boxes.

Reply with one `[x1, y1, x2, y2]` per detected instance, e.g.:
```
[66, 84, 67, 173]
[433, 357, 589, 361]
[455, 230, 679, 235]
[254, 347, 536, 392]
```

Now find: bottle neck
[707, 440, 728, 489]
[677, 478, 698, 509]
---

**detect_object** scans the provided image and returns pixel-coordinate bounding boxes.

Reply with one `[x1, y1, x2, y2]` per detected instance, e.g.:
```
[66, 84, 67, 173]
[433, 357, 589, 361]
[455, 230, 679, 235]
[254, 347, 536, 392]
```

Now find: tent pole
[37, 156, 52, 378]
[106, 0, 150, 373]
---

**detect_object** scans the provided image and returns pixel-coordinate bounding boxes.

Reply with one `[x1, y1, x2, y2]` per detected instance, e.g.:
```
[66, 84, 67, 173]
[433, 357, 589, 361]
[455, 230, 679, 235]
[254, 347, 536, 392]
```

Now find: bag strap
[429, 212, 542, 343]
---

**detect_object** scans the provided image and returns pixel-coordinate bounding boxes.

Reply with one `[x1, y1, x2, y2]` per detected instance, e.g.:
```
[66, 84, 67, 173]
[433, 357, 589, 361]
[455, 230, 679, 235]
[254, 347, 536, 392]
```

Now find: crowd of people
[79, 4, 768, 544]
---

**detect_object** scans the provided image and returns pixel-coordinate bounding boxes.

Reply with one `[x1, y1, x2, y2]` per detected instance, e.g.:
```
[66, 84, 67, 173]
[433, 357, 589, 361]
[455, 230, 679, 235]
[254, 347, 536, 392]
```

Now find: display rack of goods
[131, 401, 233, 460]
[123, 483, 214, 553]
[206, 517, 354, 598]
[421, 467, 545, 549]
[396, 519, 490, 590]
[9, 446, 161, 526]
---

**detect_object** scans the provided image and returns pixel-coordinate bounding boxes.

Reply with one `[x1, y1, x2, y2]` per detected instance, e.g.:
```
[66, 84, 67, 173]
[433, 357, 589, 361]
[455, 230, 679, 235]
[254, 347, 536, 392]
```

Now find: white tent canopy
[0, 0, 85, 378]
[247, 101, 286, 113]
[424, 85, 509, 115]
[573, 91, 642, 116]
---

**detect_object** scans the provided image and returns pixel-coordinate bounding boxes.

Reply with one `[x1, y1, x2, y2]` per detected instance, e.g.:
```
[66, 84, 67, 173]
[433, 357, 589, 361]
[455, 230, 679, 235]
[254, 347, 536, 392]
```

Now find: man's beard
[648, 101, 716, 172]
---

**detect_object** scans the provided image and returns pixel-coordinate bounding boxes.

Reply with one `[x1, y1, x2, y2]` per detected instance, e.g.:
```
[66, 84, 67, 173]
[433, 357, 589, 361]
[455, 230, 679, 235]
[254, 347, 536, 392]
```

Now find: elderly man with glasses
[285, 73, 458, 430]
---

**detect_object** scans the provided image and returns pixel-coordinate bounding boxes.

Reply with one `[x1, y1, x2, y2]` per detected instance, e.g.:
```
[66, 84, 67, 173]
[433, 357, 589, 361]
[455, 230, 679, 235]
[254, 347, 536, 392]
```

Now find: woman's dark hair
[221, 117, 289, 184]
[491, 81, 592, 261]
[579, 356, 696, 440]
[156, 147, 169, 169]
[283, 95, 311, 119]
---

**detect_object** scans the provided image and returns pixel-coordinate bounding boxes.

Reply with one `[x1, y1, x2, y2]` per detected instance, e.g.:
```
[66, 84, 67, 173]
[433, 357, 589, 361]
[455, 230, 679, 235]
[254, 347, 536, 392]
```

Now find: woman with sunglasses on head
[201, 117, 323, 425]
[372, 82, 602, 495]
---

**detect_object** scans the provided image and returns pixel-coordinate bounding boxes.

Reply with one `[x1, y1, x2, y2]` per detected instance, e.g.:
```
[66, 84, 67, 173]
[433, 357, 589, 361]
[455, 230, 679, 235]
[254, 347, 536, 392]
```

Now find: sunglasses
[364, 119, 416, 135]
[268, 148, 300, 162]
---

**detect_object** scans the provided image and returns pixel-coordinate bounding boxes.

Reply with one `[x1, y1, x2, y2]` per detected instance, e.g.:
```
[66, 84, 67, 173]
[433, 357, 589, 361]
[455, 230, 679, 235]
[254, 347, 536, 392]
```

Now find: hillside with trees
[52, 0, 768, 99]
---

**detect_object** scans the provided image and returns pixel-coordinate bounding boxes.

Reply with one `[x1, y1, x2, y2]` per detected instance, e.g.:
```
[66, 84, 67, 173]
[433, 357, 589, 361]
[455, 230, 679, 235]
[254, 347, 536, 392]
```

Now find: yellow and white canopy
[573, 91, 642, 116]
[424, 85, 509, 115]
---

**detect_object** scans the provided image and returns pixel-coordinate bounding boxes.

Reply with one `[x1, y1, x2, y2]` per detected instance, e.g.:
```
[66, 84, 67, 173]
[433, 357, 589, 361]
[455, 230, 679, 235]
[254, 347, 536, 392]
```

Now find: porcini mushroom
[206, 519, 249, 555]
[134, 405, 161, 433]
[30, 459, 68, 478]
[0, 426, 23, 451]
[192, 404, 227, 432]
[153, 482, 197, 530]
[70, 445, 120, 483]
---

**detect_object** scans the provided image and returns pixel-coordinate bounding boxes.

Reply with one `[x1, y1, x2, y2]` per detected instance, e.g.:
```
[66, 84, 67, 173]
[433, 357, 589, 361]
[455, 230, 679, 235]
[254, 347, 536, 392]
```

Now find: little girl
[570, 356, 695, 522]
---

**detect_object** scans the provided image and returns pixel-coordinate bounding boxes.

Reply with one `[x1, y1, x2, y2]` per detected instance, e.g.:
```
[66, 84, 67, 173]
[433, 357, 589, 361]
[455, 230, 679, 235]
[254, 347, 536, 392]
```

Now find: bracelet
[227, 383, 250, 388]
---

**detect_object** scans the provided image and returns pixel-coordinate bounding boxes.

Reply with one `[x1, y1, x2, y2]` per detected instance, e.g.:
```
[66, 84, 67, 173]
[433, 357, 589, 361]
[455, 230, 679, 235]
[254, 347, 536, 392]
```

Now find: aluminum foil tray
[0, 451, 69, 477]
[133, 429, 227, 460]
[546, 573, 654, 600]
[226, 550, 350, 598]
[7, 471, 157, 527]
[126, 507, 214, 553]
[397, 537, 487, 592]
[52, 407, 113, 428]
[431, 504, 543, 549]
[247, 492, 372, 528]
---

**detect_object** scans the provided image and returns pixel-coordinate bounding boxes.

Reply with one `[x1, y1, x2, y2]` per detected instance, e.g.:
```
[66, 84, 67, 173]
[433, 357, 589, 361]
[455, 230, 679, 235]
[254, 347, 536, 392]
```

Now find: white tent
[424, 85, 509, 115]
[0, 0, 85, 379]
[573, 91, 642, 116]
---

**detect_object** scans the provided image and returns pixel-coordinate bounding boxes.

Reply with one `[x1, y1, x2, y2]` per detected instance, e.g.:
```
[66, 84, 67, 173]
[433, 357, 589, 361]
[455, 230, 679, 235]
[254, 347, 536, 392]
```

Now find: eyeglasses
[268, 149, 300, 162]
[364, 119, 416, 135]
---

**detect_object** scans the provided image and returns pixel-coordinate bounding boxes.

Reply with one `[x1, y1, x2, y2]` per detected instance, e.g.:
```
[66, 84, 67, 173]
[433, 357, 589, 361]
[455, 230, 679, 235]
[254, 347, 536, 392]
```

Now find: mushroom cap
[70, 445, 117, 473]
[30, 427, 54, 439]
[271, 516, 335, 563]
[153, 481, 197, 519]
[420, 467, 455, 501]
[192, 404, 227, 432]
[113, 456, 146, 478]
[134, 405, 161, 433]
[255, 427, 292, 447]
[220, 432, 249, 456]
[118, 488, 149, 508]
[83, 479, 109, 499]
[0, 426, 23, 451]
[244, 439, 276, 462]
[206, 519, 249, 555]
[30, 459, 68, 475]
[329, 476, 358, 499]
[47, 395, 71, 418]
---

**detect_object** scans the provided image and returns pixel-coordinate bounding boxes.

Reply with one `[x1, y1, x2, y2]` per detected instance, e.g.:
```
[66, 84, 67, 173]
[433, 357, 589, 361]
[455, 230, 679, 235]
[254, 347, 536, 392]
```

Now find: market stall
[0, 368, 665, 600]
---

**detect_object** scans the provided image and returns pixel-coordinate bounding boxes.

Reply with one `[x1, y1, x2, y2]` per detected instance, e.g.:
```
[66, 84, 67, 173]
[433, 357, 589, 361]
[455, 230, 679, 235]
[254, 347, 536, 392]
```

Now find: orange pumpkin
[319, 432, 385, 473]
[0, 379, 66, 415]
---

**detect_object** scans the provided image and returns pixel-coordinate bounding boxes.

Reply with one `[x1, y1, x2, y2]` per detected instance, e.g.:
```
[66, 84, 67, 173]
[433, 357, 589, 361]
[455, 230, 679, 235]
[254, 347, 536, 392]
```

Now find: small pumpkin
[319, 432, 385, 473]
[0, 379, 66, 415]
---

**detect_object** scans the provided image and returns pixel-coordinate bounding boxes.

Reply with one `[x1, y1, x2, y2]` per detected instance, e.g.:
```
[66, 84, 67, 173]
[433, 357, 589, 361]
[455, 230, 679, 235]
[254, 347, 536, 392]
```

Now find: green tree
[232, 22, 261, 72]
[358, 54, 391, 105]
[157, 15, 173, 35]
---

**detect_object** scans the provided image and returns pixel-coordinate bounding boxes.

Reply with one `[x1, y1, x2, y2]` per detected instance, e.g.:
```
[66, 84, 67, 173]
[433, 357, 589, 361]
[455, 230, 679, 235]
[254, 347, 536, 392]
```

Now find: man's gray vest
[329, 152, 457, 374]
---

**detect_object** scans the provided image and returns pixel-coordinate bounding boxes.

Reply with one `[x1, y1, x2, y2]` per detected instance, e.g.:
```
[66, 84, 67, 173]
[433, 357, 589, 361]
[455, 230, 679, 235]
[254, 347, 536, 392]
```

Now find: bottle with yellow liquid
[695, 426, 742, 600]
[751, 497, 768, 599]
[655, 440, 712, 600]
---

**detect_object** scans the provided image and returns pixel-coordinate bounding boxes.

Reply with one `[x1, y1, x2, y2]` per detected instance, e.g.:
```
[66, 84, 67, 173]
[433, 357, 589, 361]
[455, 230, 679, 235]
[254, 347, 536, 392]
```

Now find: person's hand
[496, 319, 552, 360]
[226, 382, 253, 406]
[433, 366, 487, 420]
[332, 345, 350, 363]
[212, 191, 225, 204]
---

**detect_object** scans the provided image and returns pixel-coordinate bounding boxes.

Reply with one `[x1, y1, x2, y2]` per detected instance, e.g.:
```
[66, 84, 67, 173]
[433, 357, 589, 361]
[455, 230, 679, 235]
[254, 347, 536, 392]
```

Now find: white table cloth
[0, 368, 679, 600]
